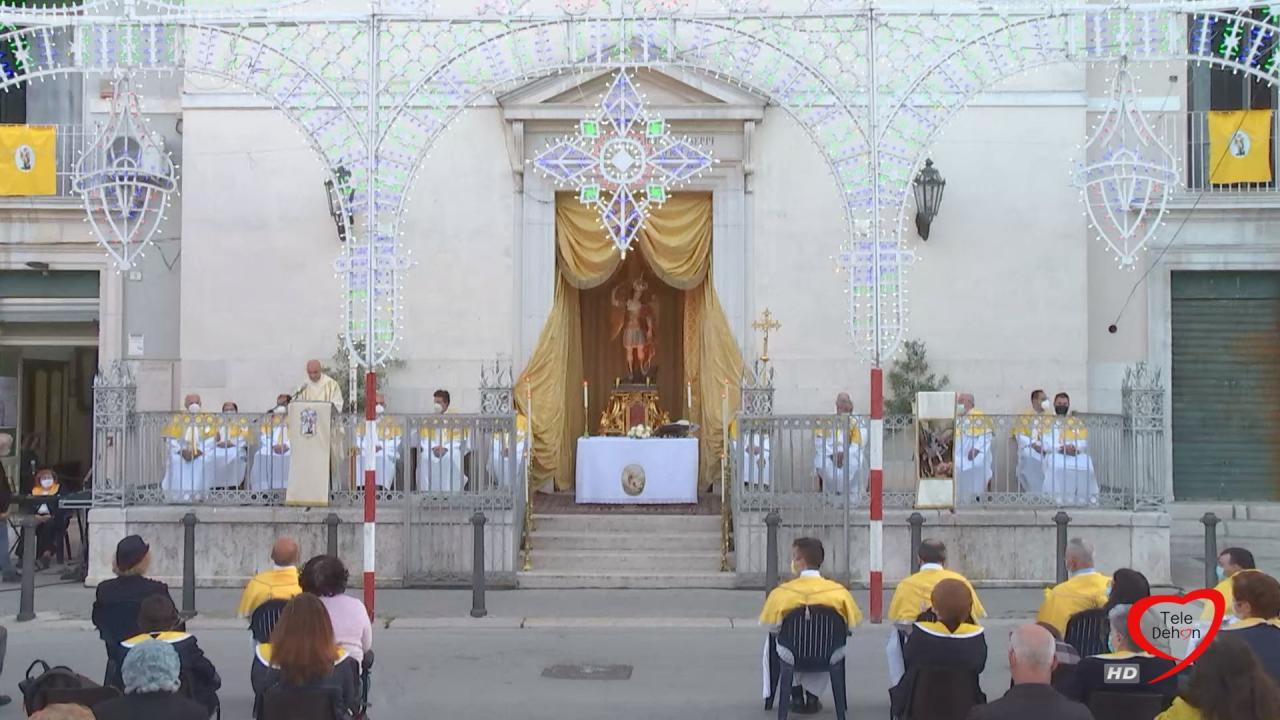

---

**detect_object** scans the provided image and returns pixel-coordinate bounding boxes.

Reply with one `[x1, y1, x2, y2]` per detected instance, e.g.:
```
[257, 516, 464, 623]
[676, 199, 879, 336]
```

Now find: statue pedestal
[599, 384, 670, 435]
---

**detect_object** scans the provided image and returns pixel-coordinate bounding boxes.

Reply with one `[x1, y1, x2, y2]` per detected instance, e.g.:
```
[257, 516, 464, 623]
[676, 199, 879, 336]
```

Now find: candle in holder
[582, 380, 589, 437]
[721, 379, 729, 445]
[686, 381, 693, 411]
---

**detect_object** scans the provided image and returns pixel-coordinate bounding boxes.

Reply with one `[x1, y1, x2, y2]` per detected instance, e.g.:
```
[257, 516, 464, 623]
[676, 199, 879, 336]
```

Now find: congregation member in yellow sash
[161, 394, 217, 498]
[358, 394, 403, 489]
[888, 539, 987, 622]
[209, 401, 250, 490]
[1220, 570, 1280, 682]
[1063, 604, 1178, 705]
[814, 393, 866, 493]
[1153, 636, 1280, 720]
[954, 393, 994, 503]
[731, 416, 772, 489]
[1205, 547, 1259, 622]
[418, 389, 468, 491]
[249, 394, 292, 491]
[1042, 393, 1098, 505]
[114, 593, 222, 717]
[759, 537, 862, 715]
[21, 467, 69, 569]
[237, 537, 303, 617]
[889, 579, 988, 719]
[1013, 389, 1052, 495]
[250, 593, 359, 718]
[489, 411, 528, 487]
[1037, 538, 1110, 635]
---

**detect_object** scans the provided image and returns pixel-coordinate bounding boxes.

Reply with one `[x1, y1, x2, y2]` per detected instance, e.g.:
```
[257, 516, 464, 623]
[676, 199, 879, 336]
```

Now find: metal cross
[752, 308, 782, 362]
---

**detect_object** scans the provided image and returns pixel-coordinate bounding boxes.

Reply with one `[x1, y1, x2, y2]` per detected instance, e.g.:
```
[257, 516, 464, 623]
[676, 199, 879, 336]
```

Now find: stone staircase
[1170, 502, 1280, 589]
[517, 513, 736, 589]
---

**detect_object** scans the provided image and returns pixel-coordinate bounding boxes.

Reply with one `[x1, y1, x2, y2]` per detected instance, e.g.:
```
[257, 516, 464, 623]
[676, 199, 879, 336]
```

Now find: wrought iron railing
[1166, 110, 1280, 194]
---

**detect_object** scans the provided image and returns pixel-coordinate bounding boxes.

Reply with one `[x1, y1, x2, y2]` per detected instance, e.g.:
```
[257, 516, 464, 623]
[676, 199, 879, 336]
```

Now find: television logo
[1103, 663, 1141, 685]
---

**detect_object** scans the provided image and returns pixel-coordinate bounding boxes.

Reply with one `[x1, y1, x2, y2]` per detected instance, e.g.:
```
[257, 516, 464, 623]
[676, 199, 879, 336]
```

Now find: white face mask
[375, 404, 385, 415]
[955, 403, 966, 415]
[1039, 399, 1051, 412]
[273, 405, 287, 416]
[187, 403, 201, 413]
[39, 475, 54, 489]
[433, 402, 444, 414]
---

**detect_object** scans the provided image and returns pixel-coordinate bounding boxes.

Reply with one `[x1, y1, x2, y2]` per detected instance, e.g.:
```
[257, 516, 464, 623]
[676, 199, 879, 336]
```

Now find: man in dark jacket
[91, 535, 173, 684]
[967, 624, 1093, 720]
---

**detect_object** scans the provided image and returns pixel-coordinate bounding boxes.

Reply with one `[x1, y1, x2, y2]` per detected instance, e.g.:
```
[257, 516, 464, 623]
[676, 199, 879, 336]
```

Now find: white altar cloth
[575, 437, 698, 504]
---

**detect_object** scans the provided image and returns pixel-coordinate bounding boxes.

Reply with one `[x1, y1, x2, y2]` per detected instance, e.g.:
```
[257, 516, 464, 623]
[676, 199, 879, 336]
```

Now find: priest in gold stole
[417, 389, 468, 492]
[161, 394, 216, 499]
[1042, 392, 1098, 506]
[814, 393, 866, 493]
[489, 412, 527, 488]
[358, 394, 402, 490]
[299, 359, 345, 484]
[953, 393, 994, 503]
[209, 401, 250, 490]
[250, 395, 292, 491]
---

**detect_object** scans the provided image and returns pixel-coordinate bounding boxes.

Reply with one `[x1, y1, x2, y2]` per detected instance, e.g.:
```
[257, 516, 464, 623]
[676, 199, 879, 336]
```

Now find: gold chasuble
[516, 193, 743, 492]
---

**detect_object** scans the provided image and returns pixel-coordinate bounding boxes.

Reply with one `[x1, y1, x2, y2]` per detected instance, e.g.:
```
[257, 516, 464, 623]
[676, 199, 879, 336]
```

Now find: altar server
[954, 393, 994, 503]
[489, 412, 528, 488]
[209, 401, 249, 491]
[161, 394, 216, 499]
[1037, 538, 1110, 635]
[249, 395, 291, 491]
[1014, 389, 1051, 495]
[1042, 393, 1098, 506]
[417, 389, 468, 492]
[358, 394, 402, 490]
[814, 393, 866, 493]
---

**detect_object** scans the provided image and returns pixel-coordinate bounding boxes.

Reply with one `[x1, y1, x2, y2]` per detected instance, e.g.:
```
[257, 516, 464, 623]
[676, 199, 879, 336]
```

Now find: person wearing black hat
[92, 535, 174, 687]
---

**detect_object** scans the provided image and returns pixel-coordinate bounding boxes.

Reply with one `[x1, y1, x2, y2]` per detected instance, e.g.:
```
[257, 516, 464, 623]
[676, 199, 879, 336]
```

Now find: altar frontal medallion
[621, 463, 646, 496]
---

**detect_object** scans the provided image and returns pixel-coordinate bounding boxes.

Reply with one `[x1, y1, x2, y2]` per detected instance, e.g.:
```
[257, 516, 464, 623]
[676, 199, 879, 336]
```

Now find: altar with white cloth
[575, 437, 698, 504]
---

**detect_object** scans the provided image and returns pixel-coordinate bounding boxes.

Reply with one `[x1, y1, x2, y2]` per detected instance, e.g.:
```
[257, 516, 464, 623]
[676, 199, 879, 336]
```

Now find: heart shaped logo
[1127, 588, 1226, 683]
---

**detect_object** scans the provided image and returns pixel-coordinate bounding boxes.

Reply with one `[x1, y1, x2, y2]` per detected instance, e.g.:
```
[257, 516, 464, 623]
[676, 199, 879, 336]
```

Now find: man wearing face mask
[1014, 389, 1051, 496]
[160, 394, 216, 499]
[759, 538, 862, 714]
[358, 394, 402, 490]
[249, 395, 292, 492]
[1041, 393, 1098, 506]
[953, 393, 994, 504]
[417, 389, 468, 491]
[813, 393, 866, 493]
[209, 402, 249, 491]
[1205, 547, 1259, 623]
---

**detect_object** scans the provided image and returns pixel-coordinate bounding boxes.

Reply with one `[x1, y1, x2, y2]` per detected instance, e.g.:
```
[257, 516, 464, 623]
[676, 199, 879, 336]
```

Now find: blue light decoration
[532, 70, 714, 256]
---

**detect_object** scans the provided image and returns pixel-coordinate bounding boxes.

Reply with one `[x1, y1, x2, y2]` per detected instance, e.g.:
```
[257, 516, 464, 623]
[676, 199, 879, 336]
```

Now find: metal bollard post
[17, 515, 38, 622]
[908, 512, 925, 574]
[764, 511, 781, 594]
[470, 512, 487, 618]
[325, 513, 341, 557]
[1201, 512, 1220, 589]
[1053, 511, 1071, 584]
[181, 512, 197, 618]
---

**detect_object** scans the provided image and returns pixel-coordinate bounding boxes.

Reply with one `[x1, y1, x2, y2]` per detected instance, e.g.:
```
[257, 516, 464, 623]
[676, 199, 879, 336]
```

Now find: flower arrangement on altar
[626, 424, 653, 439]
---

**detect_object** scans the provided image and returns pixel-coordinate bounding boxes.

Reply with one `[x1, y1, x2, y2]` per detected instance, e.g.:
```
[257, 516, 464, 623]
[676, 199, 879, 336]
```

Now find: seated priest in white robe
[732, 418, 772, 489]
[249, 395, 292, 492]
[1014, 389, 1051, 495]
[488, 413, 528, 488]
[953, 393, 994, 503]
[1041, 392, 1098, 505]
[161, 394, 217, 499]
[356, 394, 402, 490]
[209, 401, 250, 490]
[814, 392, 866, 494]
[416, 389, 469, 492]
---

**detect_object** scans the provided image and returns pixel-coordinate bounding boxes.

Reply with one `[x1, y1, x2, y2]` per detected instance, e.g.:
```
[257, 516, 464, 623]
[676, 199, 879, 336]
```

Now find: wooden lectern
[285, 401, 333, 507]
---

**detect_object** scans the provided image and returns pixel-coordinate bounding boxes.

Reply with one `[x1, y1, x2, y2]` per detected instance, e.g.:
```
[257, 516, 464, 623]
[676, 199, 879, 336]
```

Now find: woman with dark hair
[250, 592, 357, 719]
[1221, 571, 1280, 682]
[1103, 568, 1150, 612]
[300, 555, 373, 664]
[889, 579, 987, 719]
[1155, 635, 1280, 720]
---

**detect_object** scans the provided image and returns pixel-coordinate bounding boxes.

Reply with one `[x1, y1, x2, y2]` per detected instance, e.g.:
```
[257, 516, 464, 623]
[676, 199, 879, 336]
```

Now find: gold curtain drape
[516, 193, 743, 491]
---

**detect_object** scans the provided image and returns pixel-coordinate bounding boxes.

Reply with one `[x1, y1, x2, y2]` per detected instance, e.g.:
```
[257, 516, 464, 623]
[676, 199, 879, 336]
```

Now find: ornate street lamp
[324, 165, 353, 242]
[912, 158, 946, 241]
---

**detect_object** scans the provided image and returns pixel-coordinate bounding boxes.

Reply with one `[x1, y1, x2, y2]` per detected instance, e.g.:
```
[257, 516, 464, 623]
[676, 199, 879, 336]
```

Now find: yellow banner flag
[1209, 110, 1273, 185]
[0, 125, 56, 196]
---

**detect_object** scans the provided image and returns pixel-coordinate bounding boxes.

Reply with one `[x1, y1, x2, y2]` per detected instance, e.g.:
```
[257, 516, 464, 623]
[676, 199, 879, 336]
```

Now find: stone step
[530, 530, 721, 552]
[517, 570, 737, 589]
[1244, 504, 1280, 522]
[1219, 520, 1280, 540]
[1171, 536, 1280, 563]
[530, 549, 723, 573]
[1169, 502, 1239, 521]
[530, 513, 721, 534]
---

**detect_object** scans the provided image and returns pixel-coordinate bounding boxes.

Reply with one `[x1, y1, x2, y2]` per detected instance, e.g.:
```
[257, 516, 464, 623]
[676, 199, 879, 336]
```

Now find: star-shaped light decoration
[532, 70, 714, 256]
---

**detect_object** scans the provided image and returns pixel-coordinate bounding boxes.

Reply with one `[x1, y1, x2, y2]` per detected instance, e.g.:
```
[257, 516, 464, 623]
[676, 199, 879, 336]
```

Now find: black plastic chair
[91, 599, 142, 687]
[1064, 608, 1109, 658]
[39, 686, 121, 710]
[1087, 691, 1169, 720]
[250, 599, 289, 643]
[260, 685, 345, 720]
[770, 605, 849, 720]
[358, 650, 375, 718]
[905, 666, 982, 720]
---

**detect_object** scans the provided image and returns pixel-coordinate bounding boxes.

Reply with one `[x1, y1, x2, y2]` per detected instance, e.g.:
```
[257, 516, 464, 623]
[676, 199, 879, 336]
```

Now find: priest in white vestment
[161, 394, 216, 499]
[1014, 389, 1051, 495]
[298, 359, 344, 411]
[357, 394, 402, 490]
[417, 389, 469, 492]
[249, 395, 292, 491]
[1042, 392, 1098, 505]
[953, 393, 994, 503]
[732, 417, 772, 489]
[488, 412, 527, 488]
[209, 401, 250, 490]
[814, 393, 866, 494]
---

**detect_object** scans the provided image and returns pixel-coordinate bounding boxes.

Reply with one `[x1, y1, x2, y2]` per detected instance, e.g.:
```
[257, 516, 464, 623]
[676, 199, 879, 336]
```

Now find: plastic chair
[1064, 608, 1109, 658]
[1087, 691, 1169, 720]
[770, 605, 849, 720]
[40, 686, 121, 709]
[905, 666, 982, 720]
[250, 599, 289, 643]
[358, 650, 375, 718]
[260, 685, 343, 720]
